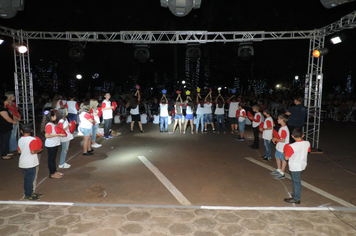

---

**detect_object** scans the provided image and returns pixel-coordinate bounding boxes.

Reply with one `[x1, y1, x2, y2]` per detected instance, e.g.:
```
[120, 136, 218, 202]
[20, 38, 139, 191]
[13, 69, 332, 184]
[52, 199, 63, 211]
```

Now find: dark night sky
[0, 0, 356, 93]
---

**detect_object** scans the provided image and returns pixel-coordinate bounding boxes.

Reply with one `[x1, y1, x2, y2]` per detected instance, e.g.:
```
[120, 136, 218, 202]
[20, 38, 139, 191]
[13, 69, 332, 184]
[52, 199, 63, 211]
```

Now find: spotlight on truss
[0, 0, 24, 19]
[0, 39, 4, 45]
[320, 0, 355, 8]
[160, 0, 202, 17]
[13, 44, 27, 53]
[69, 45, 84, 62]
[238, 43, 254, 61]
[312, 48, 329, 58]
[186, 45, 201, 63]
[134, 45, 150, 63]
[330, 34, 346, 44]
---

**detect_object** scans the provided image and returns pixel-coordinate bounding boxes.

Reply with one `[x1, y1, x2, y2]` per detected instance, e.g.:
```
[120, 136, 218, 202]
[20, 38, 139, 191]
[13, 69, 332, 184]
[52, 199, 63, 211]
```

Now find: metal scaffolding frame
[0, 10, 355, 147]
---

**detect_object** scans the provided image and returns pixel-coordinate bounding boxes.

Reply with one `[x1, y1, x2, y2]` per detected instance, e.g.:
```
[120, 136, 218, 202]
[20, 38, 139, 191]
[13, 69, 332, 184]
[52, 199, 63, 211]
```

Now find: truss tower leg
[304, 34, 324, 150]
[13, 30, 36, 136]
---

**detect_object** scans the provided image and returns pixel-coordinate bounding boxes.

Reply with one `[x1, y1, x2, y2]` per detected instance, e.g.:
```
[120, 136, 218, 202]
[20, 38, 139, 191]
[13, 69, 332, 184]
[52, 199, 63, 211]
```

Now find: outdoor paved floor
[0, 202, 356, 236]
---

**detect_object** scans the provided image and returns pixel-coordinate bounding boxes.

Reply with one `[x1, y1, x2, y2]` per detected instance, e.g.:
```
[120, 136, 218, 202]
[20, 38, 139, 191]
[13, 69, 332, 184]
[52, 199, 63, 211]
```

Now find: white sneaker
[92, 143, 102, 148]
[59, 163, 71, 168]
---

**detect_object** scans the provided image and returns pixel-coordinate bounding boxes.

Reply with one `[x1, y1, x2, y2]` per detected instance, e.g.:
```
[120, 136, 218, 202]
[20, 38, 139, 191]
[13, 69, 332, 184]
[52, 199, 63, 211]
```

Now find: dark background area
[0, 0, 355, 94]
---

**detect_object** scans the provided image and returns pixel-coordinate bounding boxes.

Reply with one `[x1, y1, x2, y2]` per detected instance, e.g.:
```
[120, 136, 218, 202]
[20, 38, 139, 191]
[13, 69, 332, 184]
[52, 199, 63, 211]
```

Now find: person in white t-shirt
[140, 112, 148, 124]
[260, 109, 274, 161]
[57, 108, 74, 169]
[214, 93, 226, 134]
[172, 94, 183, 134]
[18, 124, 43, 200]
[41, 110, 65, 179]
[227, 95, 239, 133]
[90, 99, 102, 148]
[65, 96, 79, 123]
[283, 128, 311, 204]
[183, 96, 194, 134]
[236, 103, 246, 141]
[203, 91, 215, 133]
[130, 89, 144, 132]
[195, 93, 205, 134]
[153, 112, 160, 124]
[160, 94, 169, 133]
[79, 105, 95, 155]
[101, 93, 114, 139]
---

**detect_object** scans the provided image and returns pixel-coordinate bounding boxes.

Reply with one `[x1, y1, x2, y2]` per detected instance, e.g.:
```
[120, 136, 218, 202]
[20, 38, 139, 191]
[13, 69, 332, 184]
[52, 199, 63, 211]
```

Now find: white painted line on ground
[245, 157, 355, 208]
[138, 156, 192, 206]
[1, 201, 355, 211]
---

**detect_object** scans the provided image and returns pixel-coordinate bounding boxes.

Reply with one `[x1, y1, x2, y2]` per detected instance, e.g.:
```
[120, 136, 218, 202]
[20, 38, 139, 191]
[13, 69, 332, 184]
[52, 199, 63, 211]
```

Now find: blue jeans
[263, 139, 272, 158]
[68, 113, 77, 122]
[9, 124, 18, 151]
[0, 130, 11, 158]
[59, 141, 70, 165]
[215, 114, 226, 132]
[92, 124, 99, 142]
[160, 116, 168, 131]
[238, 120, 245, 132]
[104, 118, 112, 137]
[21, 167, 36, 197]
[291, 171, 303, 201]
[196, 114, 204, 132]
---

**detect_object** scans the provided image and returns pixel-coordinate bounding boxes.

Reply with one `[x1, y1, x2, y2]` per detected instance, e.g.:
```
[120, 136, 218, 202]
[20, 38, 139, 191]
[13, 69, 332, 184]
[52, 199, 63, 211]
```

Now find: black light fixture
[69, 45, 85, 62]
[238, 43, 254, 61]
[320, 0, 355, 8]
[186, 45, 201, 63]
[330, 34, 346, 44]
[160, 0, 202, 17]
[134, 45, 150, 63]
[312, 48, 329, 58]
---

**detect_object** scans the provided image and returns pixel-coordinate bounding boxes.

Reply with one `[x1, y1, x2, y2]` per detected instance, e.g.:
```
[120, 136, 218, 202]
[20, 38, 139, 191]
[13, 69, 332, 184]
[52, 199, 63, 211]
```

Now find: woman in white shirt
[183, 96, 194, 134]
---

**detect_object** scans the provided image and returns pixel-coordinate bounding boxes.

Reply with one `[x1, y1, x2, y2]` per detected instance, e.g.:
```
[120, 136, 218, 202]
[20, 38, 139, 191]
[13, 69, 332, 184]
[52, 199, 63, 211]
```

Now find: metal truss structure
[0, 10, 355, 148]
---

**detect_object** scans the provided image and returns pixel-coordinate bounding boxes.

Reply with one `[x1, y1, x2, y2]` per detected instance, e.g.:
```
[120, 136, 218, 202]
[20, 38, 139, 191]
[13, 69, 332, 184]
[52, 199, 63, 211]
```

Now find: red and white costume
[58, 119, 74, 142]
[251, 112, 262, 128]
[276, 126, 290, 152]
[45, 123, 60, 147]
[262, 116, 274, 140]
[65, 101, 79, 115]
[18, 136, 39, 168]
[284, 141, 311, 171]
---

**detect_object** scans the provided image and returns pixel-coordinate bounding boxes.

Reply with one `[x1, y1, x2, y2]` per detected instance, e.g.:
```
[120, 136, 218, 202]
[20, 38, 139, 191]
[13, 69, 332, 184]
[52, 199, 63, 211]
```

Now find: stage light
[320, 0, 355, 9]
[76, 74, 82, 79]
[0, 39, 4, 45]
[69, 45, 84, 62]
[14, 44, 27, 53]
[330, 34, 346, 44]
[312, 48, 329, 58]
[295, 76, 299, 80]
[182, 80, 186, 84]
[186, 45, 201, 63]
[160, 0, 202, 17]
[134, 45, 150, 63]
[238, 43, 254, 61]
[276, 84, 281, 88]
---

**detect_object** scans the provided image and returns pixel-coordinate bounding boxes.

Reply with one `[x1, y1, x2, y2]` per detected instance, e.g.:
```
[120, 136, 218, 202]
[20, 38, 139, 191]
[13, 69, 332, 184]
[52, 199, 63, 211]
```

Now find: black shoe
[83, 153, 93, 156]
[251, 147, 259, 149]
[262, 157, 271, 161]
[24, 195, 39, 201]
[32, 193, 43, 198]
[160, 130, 163, 133]
[88, 149, 94, 153]
[284, 198, 300, 204]
[259, 155, 266, 159]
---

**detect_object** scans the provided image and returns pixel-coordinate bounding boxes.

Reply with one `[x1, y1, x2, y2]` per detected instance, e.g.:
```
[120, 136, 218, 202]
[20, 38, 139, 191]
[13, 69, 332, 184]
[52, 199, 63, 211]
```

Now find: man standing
[285, 96, 306, 143]
[101, 93, 114, 139]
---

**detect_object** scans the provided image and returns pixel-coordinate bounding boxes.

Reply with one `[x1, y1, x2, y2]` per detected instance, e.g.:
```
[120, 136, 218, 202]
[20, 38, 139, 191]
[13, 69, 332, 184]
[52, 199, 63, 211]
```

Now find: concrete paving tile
[25, 205, 50, 213]
[150, 208, 174, 217]
[193, 217, 217, 230]
[234, 210, 261, 219]
[101, 215, 126, 227]
[194, 209, 217, 217]
[107, 207, 132, 215]
[215, 212, 240, 223]
[20, 219, 50, 232]
[194, 231, 219, 236]
[39, 209, 64, 219]
[145, 216, 172, 229]
[240, 219, 268, 231]
[70, 221, 98, 234]
[329, 218, 356, 233]
[265, 225, 295, 236]
[171, 210, 195, 222]
[55, 215, 81, 226]
[148, 231, 170, 236]
[303, 213, 332, 224]
[0, 208, 22, 217]
[83, 209, 108, 219]
[119, 223, 144, 234]
[259, 212, 286, 224]
[287, 219, 314, 231]
[68, 206, 91, 213]
[296, 232, 321, 236]
[218, 224, 246, 235]
[279, 210, 304, 219]
[168, 223, 193, 235]
[313, 225, 346, 236]
[246, 233, 273, 236]
[126, 210, 151, 221]
[0, 225, 20, 236]
[38, 226, 68, 236]
[0, 218, 4, 225]
[89, 228, 118, 236]
[8, 213, 35, 224]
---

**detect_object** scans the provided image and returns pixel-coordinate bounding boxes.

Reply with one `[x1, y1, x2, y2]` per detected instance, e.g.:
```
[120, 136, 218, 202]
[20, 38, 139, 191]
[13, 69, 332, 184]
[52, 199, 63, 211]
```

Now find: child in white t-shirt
[260, 109, 274, 161]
